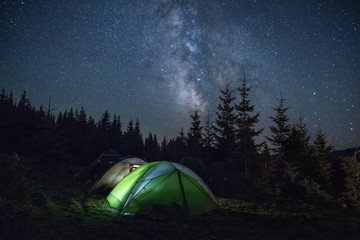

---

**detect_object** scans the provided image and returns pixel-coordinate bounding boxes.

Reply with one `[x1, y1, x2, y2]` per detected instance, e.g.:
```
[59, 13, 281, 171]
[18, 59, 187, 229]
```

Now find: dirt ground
[1, 164, 360, 240]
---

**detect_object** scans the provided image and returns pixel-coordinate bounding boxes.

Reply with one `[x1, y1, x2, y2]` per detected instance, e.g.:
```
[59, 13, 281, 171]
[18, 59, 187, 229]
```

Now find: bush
[279, 163, 305, 199]
[301, 177, 332, 205]
[341, 155, 360, 208]
[0, 153, 28, 201]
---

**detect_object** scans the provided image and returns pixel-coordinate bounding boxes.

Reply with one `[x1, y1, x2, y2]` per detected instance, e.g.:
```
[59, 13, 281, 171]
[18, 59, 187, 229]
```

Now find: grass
[1, 162, 360, 240]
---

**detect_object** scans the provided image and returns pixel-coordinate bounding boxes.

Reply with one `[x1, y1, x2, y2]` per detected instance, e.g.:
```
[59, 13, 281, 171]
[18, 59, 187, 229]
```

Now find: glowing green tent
[106, 161, 217, 218]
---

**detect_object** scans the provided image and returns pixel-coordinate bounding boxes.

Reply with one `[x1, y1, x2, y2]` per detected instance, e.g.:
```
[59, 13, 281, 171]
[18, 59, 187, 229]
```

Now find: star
[0, 0, 358, 149]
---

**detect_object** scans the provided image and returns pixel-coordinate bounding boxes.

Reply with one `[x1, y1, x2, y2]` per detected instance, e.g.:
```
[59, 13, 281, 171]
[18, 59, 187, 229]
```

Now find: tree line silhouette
[1, 74, 359, 206]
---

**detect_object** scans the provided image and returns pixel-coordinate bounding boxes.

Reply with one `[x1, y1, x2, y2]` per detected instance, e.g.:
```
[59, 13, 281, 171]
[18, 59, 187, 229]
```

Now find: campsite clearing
[1, 163, 359, 240]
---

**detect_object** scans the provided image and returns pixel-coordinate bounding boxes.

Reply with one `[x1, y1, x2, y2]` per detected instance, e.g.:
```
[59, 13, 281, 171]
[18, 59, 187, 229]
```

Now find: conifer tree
[178, 127, 186, 146]
[76, 107, 87, 127]
[153, 134, 159, 151]
[186, 110, 203, 158]
[266, 93, 290, 162]
[213, 81, 237, 162]
[17, 90, 31, 110]
[123, 119, 143, 156]
[127, 119, 134, 133]
[88, 116, 96, 128]
[134, 119, 142, 137]
[98, 110, 111, 131]
[0, 88, 7, 123]
[144, 132, 160, 162]
[202, 113, 216, 164]
[166, 128, 187, 162]
[342, 148, 360, 207]
[286, 116, 312, 171]
[134, 119, 144, 155]
[203, 113, 215, 149]
[312, 129, 333, 190]
[67, 108, 76, 126]
[56, 112, 64, 125]
[160, 136, 168, 160]
[234, 73, 263, 171]
[8, 91, 14, 106]
[44, 96, 56, 118]
[109, 114, 122, 151]
[0, 88, 6, 103]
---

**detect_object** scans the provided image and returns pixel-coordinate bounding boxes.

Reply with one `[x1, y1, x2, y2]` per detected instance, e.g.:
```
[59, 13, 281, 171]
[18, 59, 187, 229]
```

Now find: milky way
[0, 0, 359, 149]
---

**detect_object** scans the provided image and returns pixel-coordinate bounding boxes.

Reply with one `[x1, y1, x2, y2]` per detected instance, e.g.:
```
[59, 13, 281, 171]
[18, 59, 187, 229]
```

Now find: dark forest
[1, 81, 360, 239]
[1, 77, 359, 203]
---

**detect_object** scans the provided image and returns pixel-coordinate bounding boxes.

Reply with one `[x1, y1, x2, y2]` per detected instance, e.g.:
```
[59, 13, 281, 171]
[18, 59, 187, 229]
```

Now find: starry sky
[1, 0, 359, 150]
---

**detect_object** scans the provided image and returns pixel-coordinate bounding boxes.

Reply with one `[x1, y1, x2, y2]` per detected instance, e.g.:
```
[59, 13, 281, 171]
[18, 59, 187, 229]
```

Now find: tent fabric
[106, 161, 217, 218]
[73, 149, 123, 183]
[88, 157, 147, 195]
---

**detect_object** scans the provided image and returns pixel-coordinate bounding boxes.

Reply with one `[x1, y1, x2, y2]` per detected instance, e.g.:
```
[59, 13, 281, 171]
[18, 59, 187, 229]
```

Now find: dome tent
[89, 157, 147, 195]
[73, 149, 122, 183]
[106, 161, 217, 218]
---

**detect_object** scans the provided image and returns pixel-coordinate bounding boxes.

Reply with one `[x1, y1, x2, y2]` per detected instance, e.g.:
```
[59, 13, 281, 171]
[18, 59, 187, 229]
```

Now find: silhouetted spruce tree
[285, 116, 312, 172]
[0, 89, 11, 153]
[15, 90, 35, 155]
[31, 103, 57, 161]
[160, 136, 169, 160]
[126, 119, 134, 133]
[123, 119, 144, 157]
[67, 108, 76, 124]
[83, 113, 102, 164]
[152, 134, 160, 159]
[266, 93, 290, 162]
[98, 110, 111, 131]
[342, 148, 360, 207]
[0, 88, 6, 103]
[0, 88, 7, 134]
[134, 119, 144, 155]
[17, 90, 31, 110]
[96, 110, 112, 149]
[176, 128, 187, 160]
[202, 114, 216, 165]
[76, 107, 87, 127]
[58, 108, 80, 162]
[88, 116, 96, 128]
[278, 116, 313, 198]
[178, 127, 186, 146]
[56, 112, 64, 125]
[109, 114, 122, 152]
[312, 129, 333, 191]
[122, 119, 133, 155]
[202, 113, 215, 148]
[213, 81, 237, 163]
[144, 132, 160, 162]
[165, 128, 187, 162]
[2, 90, 17, 153]
[234, 73, 263, 172]
[186, 110, 203, 158]
[256, 142, 279, 193]
[8, 91, 14, 107]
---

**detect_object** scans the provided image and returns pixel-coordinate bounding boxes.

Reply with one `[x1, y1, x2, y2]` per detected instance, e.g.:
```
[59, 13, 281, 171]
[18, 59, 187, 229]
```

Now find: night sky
[1, 0, 359, 150]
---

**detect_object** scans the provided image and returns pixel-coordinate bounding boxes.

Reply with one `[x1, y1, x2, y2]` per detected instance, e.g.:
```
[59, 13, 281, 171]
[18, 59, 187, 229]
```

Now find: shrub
[341, 155, 360, 208]
[0, 153, 28, 201]
[301, 177, 332, 205]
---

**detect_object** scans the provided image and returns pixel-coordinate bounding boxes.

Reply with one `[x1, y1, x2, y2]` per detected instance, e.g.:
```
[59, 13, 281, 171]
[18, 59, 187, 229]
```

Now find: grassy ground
[1, 163, 360, 240]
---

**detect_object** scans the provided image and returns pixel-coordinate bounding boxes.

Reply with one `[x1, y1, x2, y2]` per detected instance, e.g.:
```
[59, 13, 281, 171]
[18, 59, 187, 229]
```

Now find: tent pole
[177, 170, 189, 211]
